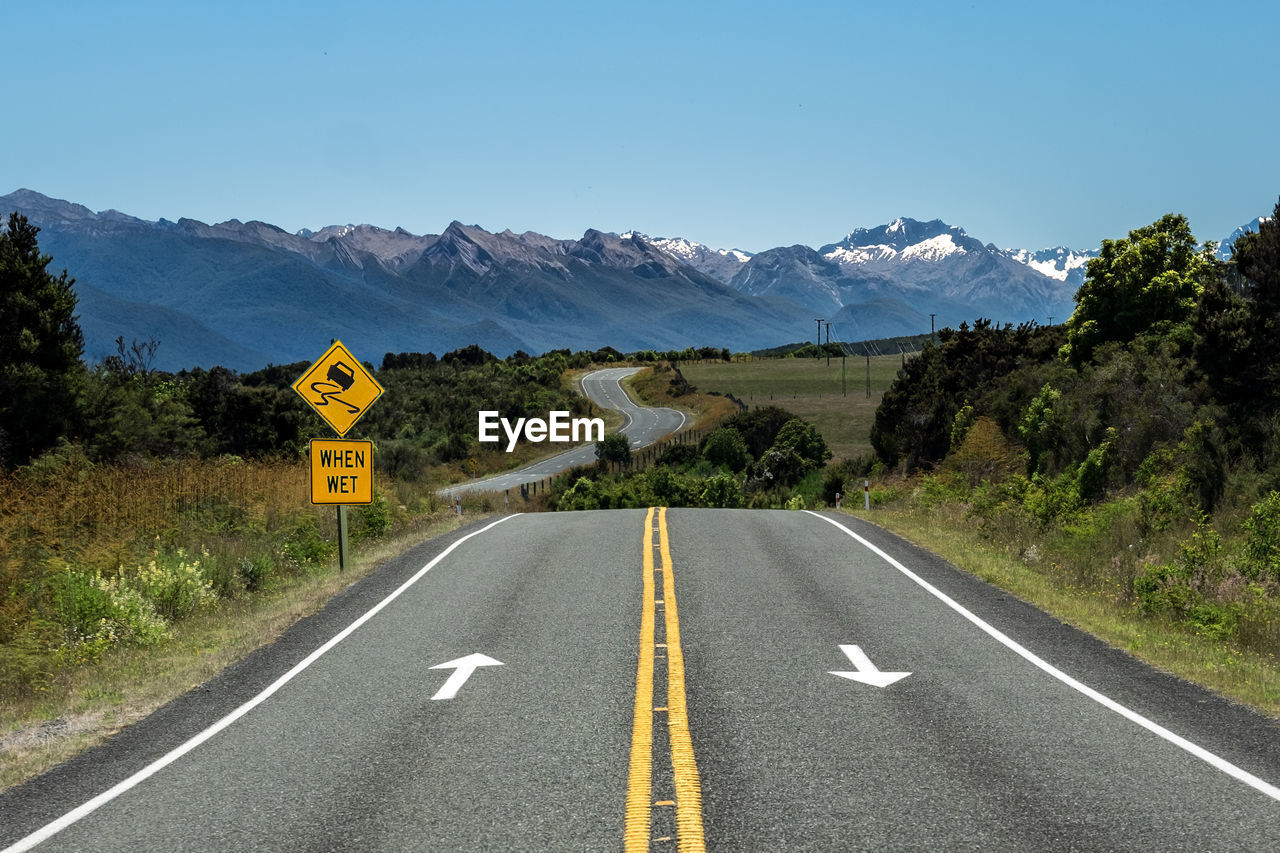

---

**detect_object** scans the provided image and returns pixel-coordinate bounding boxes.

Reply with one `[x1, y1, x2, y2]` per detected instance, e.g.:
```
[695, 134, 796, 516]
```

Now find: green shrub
[1242, 491, 1280, 582]
[1075, 427, 1117, 503]
[237, 555, 274, 592]
[915, 473, 968, 508]
[1023, 472, 1081, 523]
[47, 567, 171, 664]
[950, 403, 976, 450]
[281, 516, 332, 569]
[559, 477, 602, 511]
[785, 494, 807, 510]
[1018, 383, 1061, 475]
[700, 473, 743, 508]
[129, 549, 218, 621]
[702, 427, 750, 471]
[354, 493, 391, 541]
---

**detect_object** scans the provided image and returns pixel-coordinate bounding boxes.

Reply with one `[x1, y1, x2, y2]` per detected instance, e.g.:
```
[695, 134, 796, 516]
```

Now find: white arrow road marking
[0, 516, 522, 853]
[805, 511, 1280, 803]
[829, 644, 911, 688]
[430, 653, 504, 700]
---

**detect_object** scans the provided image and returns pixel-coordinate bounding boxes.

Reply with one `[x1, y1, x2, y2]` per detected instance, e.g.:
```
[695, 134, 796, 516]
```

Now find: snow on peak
[900, 233, 965, 262]
[623, 232, 752, 262]
[824, 244, 899, 265]
[824, 232, 965, 267]
[1002, 246, 1096, 282]
[887, 217, 905, 233]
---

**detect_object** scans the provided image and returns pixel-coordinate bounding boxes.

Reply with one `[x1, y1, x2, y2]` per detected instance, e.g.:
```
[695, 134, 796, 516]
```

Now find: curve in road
[448, 366, 686, 495]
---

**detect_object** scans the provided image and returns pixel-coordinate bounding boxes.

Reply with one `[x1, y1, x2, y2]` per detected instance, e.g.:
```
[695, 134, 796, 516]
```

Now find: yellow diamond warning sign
[310, 439, 373, 505]
[292, 341, 384, 437]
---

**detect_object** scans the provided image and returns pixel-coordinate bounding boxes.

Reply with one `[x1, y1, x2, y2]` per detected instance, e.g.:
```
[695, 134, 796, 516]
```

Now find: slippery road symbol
[309, 361, 361, 414]
[291, 341, 384, 437]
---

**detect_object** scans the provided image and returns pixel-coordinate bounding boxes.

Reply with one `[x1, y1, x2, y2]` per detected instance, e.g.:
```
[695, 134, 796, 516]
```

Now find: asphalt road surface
[447, 367, 686, 495]
[3, 509, 1278, 851]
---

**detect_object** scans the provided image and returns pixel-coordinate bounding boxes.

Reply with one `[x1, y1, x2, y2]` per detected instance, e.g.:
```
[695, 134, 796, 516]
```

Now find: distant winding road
[447, 366, 686, 495]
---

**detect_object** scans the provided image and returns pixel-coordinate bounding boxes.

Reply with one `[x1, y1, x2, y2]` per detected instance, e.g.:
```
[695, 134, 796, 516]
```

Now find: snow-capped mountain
[1218, 216, 1270, 260]
[0, 189, 812, 370]
[16, 187, 1262, 372]
[620, 232, 752, 284]
[1000, 246, 1096, 288]
[704, 217, 1082, 336]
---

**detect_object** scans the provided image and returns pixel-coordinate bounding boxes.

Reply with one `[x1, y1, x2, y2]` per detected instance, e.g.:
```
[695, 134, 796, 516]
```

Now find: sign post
[293, 342, 383, 571]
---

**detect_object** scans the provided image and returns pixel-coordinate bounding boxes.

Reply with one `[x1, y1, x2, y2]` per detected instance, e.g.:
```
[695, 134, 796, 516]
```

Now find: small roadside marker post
[864, 479, 870, 511]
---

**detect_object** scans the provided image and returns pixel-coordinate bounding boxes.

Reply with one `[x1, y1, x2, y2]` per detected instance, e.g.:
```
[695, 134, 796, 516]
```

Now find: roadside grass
[625, 364, 739, 432]
[851, 499, 1280, 718]
[680, 355, 905, 460]
[0, 509, 474, 792]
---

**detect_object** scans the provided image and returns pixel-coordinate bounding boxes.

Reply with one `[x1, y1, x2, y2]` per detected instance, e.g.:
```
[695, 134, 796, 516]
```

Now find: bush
[47, 567, 171, 664]
[656, 443, 700, 468]
[1075, 427, 1116, 503]
[699, 473, 743, 508]
[1241, 491, 1280, 582]
[559, 477, 602, 511]
[237, 555, 273, 592]
[281, 516, 332, 570]
[1022, 472, 1082, 523]
[129, 549, 218, 621]
[354, 493, 391, 541]
[702, 427, 750, 471]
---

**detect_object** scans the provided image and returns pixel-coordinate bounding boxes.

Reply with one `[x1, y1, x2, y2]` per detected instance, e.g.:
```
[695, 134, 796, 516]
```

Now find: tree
[595, 431, 631, 468]
[771, 418, 831, 470]
[702, 426, 750, 471]
[1062, 213, 1215, 364]
[0, 213, 85, 465]
[1193, 197, 1280, 416]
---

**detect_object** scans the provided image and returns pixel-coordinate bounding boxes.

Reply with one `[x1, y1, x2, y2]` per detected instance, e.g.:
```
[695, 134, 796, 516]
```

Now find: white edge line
[2, 514, 522, 853]
[803, 510, 1280, 804]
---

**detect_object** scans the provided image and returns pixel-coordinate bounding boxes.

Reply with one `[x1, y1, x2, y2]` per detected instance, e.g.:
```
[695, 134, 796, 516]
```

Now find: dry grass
[625, 364, 737, 431]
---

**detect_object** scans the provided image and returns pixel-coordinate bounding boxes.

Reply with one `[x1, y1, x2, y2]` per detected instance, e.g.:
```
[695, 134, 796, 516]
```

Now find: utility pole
[866, 352, 871, 399]
[842, 354, 846, 396]
[814, 318, 823, 350]
[824, 321, 831, 367]
[1047, 316, 1054, 326]
[930, 313, 936, 343]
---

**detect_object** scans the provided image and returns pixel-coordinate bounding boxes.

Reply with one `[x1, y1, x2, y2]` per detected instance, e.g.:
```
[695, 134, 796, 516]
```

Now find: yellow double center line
[625, 507, 705, 852]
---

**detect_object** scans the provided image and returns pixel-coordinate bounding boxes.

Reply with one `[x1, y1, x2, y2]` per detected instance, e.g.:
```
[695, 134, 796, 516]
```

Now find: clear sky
[5, 0, 1277, 253]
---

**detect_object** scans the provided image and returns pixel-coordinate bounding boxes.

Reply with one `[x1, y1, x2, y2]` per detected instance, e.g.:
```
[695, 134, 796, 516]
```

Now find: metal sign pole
[337, 504, 349, 572]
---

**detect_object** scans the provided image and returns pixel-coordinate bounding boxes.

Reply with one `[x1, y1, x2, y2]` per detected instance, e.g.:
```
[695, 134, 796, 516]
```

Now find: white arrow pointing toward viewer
[828, 644, 911, 688]
[430, 653, 504, 700]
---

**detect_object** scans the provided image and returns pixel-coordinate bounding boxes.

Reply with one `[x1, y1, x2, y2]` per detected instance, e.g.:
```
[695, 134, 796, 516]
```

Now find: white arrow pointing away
[430, 653, 504, 700]
[828, 644, 911, 688]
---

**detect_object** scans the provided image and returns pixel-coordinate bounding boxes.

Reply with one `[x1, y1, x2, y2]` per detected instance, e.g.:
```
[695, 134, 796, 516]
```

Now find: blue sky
[5, 0, 1277, 253]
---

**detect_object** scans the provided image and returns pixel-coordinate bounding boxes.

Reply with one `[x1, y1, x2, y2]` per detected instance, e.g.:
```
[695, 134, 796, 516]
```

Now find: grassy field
[680, 354, 908, 460]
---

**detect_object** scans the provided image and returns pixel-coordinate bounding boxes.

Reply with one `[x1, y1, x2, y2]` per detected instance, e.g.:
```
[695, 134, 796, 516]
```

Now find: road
[3, 509, 1278, 851]
[447, 367, 687, 495]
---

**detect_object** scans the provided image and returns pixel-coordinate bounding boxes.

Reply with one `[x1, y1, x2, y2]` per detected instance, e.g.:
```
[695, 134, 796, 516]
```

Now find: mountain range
[1, 189, 1261, 372]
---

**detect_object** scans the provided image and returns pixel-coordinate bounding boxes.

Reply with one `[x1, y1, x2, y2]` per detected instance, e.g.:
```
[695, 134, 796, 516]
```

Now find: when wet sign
[310, 439, 373, 505]
[291, 341, 384, 437]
